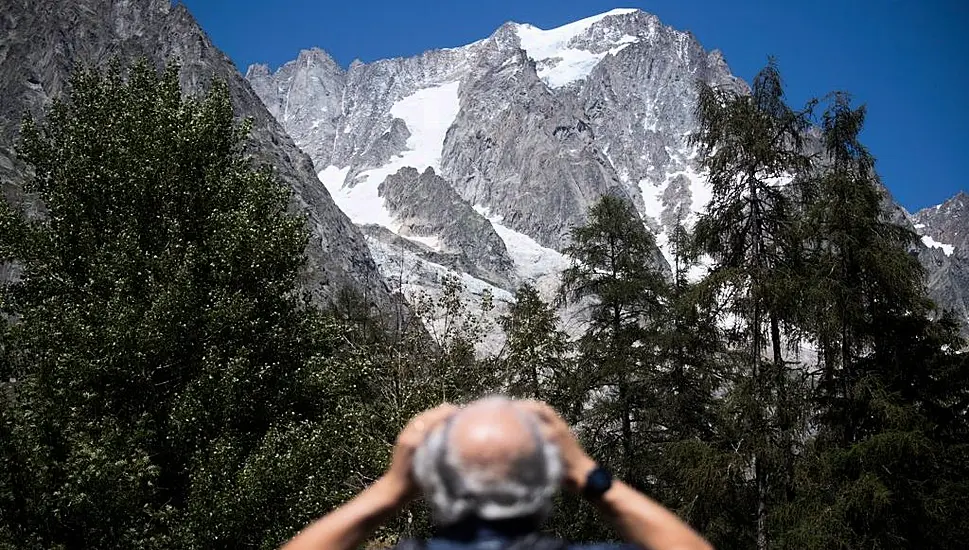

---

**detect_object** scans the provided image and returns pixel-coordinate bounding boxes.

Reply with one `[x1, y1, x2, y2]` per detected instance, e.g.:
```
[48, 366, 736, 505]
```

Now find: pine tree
[559, 194, 668, 484]
[691, 59, 814, 550]
[0, 60, 371, 548]
[656, 219, 723, 442]
[647, 219, 738, 539]
[800, 93, 928, 444]
[498, 282, 574, 407]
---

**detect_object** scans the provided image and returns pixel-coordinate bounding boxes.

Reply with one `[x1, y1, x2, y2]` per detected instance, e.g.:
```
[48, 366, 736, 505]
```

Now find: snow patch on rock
[922, 235, 955, 256]
[317, 81, 462, 230]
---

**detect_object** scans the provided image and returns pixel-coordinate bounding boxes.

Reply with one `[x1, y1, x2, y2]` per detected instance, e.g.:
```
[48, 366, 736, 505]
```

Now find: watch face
[586, 467, 613, 497]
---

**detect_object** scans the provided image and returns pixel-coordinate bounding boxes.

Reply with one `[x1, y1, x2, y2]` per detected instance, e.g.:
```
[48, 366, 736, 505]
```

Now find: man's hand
[385, 403, 458, 500]
[516, 400, 596, 493]
[518, 400, 714, 550]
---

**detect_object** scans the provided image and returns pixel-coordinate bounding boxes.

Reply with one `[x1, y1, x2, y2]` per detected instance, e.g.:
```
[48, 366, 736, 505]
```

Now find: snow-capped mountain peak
[509, 8, 646, 87]
[248, 7, 739, 302]
[246, 8, 969, 343]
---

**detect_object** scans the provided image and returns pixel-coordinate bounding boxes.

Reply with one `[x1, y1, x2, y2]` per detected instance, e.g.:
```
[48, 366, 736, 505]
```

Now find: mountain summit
[246, 8, 969, 328]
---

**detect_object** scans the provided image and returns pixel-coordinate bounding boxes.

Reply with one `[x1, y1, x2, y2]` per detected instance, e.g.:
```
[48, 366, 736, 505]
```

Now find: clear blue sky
[179, 0, 967, 212]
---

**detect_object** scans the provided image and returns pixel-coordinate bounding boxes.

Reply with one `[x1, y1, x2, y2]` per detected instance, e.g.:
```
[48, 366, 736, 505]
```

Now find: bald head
[449, 398, 538, 478]
[411, 396, 563, 525]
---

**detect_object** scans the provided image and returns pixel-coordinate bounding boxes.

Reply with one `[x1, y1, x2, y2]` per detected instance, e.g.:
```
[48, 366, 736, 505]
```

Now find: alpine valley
[246, 8, 969, 339]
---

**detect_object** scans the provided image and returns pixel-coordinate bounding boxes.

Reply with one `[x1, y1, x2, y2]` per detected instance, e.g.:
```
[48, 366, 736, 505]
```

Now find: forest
[1, 60, 967, 549]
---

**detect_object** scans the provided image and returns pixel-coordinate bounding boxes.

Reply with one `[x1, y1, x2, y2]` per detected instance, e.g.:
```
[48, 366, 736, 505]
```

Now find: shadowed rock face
[438, 47, 627, 252]
[0, 0, 393, 309]
[378, 167, 516, 288]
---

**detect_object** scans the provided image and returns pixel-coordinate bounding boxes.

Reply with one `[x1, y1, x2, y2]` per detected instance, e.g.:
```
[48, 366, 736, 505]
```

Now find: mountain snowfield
[319, 81, 462, 229]
[921, 234, 955, 256]
[514, 8, 642, 87]
[247, 7, 969, 342]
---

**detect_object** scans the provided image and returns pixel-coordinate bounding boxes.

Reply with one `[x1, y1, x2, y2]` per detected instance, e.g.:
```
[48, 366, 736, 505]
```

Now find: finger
[515, 400, 547, 422]
[424, 403, 458, 423]
[516, 402, 564, 440]
[517, 400, 559, 424]
[410, 403, 457, 433]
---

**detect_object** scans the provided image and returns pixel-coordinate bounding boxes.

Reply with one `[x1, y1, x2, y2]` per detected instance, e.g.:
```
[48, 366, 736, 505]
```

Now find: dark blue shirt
[426, 542, 634, 550]
[411, 517, 638, 550]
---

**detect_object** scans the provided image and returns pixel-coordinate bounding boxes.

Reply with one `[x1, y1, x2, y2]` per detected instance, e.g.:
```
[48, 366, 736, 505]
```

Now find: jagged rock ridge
[378, 167, 517, 288]
[246, 9, 737, 293]
[914, 192, 969, 323]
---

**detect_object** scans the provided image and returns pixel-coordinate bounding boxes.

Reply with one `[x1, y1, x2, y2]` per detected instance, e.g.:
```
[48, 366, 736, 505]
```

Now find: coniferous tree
[656, 219, 723, 442]
[779, 93, 969, 550]
[559, 194, 669, 484]
[648, 219, 739, 543]
[800, 93, 927, 443]
[498, 282, 574, 407]
[691, 59, 814, 550]
[546, 195, 666, 543]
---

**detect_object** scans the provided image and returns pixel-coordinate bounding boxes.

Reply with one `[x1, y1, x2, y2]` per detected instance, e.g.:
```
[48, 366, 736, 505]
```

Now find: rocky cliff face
[914, 192, 969, 322]
[0, 0, 392, 308]
[246, 9, 738, 300]
[248, 10, 744, 254]
[378, 167, 517, 288]
[916, 192, 969, 253]
[247, 7, 966, 328]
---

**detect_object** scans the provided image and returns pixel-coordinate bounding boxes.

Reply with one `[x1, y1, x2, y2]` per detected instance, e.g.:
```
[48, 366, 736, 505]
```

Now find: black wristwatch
[582, 465, 613, 500]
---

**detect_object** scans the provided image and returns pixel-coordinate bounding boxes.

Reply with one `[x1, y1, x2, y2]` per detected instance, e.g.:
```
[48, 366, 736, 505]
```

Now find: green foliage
[408, 274, 495, 388]
[0, 59, 386, 548]
[691, 59, 817, 550]
[777, 92, 969, 549]
[547, 195, 670, 540]
[498, 282, 573, 404]
[559, 195, 668, 474]
[323, 277, 501, 542]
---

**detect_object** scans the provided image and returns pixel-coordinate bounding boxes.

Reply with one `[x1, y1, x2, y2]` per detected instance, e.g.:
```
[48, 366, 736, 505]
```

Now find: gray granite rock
[245, 7, 966, 324]
[915, 191, 969, 254]
[378, 167, 517, 287]
[913, 191, 969, 323]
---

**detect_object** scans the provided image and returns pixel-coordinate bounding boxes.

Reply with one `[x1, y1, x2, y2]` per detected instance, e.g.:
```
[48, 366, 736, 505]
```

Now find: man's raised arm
[280, 404, 457, 550]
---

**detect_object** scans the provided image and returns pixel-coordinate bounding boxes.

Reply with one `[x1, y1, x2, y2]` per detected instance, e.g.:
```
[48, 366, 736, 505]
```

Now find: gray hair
[411, 398, 563, 525]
